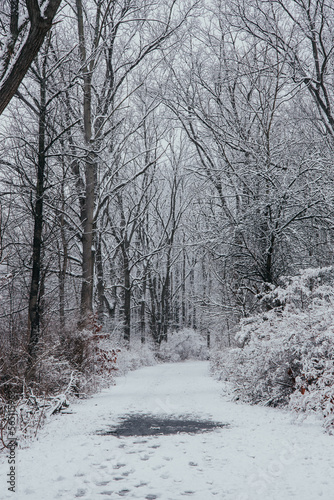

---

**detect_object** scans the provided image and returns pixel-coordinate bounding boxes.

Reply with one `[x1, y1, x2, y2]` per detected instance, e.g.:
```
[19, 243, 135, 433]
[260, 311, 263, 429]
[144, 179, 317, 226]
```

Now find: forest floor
[1, 361, 334, 500]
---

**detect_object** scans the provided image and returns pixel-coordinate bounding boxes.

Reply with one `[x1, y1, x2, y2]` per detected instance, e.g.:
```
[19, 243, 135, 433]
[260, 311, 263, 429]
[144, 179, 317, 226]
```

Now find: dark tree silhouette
[0, 0, 62, 115]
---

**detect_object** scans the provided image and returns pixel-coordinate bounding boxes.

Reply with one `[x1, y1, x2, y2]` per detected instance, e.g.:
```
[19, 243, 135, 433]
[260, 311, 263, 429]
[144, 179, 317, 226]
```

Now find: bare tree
[234, 0, 334, 137]
[163, 3, 332, 321]
[70, 0, 193, 326]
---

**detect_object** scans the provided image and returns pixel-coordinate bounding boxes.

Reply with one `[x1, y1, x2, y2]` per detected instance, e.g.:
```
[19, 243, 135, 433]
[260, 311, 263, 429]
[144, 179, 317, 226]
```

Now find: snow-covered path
[1, 361, 334, 499]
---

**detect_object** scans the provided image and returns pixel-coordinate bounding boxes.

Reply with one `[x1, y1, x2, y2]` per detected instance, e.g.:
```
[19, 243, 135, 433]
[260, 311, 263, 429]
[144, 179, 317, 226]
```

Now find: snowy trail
[1, 361, 334, 500]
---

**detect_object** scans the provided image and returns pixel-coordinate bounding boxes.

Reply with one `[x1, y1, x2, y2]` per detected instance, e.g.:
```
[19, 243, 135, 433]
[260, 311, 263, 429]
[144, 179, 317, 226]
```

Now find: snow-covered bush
[0, 314, 123, 453]
[158, 328, 208, 362]
[115, 341, 157, 375]
[59, 316, 121, 393]
[289, 336, 334, 434]
[0, 369, 80, 452]
[211, 267, 334, 432]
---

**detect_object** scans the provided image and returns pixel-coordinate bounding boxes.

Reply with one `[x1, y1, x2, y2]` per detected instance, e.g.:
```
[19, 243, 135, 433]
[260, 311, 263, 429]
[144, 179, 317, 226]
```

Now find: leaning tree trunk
[0, 0, 62, 115]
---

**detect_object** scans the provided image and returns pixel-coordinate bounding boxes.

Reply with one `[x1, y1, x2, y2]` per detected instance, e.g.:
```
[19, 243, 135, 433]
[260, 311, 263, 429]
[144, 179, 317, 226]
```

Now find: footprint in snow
[113, 463, 126, 469]
[75, 489, 86, 498]
[121, 470, 133, 477]
[135, 482, 148, 488]
[152, 465, 165, 470]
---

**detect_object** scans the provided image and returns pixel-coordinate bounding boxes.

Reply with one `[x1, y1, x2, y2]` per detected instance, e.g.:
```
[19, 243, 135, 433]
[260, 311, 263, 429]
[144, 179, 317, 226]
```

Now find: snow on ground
[1, 361, 334, 500]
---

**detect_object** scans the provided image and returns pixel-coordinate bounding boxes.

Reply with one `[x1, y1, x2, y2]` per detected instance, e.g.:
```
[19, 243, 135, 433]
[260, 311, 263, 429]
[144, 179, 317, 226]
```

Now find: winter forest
[1, 0, 334, 442]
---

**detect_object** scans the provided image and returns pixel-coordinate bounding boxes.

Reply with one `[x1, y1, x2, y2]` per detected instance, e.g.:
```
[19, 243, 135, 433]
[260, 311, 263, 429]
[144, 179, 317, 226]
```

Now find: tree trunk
[181, 247, 186, 327]
[160, 251, 171, 343]
[79, 154, 95, 322]
[27, 72, 46, 370]
[148, 272, 158, 343]
[76, 0, 95, 325]
[96, 234, 105, 325]
[123, 248, 131, 343]
[140, 276, 147, 344]
[58, 191, 68, 332]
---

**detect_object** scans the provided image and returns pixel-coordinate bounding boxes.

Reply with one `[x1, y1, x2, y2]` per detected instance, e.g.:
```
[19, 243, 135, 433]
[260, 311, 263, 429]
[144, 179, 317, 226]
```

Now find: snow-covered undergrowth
[0, 342, 153, 453]
[115, 341, 157, 375]
[0, 325, 118, 451]
[2, 329, 206, 451]
[115, 329, 208, 374]
[211, 267, 334, 433]
[158, 328, 208, 362]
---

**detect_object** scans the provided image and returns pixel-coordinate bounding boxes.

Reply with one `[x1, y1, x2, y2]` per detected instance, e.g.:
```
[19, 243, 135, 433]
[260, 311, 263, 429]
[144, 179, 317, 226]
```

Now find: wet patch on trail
[96, 414, 229, 437]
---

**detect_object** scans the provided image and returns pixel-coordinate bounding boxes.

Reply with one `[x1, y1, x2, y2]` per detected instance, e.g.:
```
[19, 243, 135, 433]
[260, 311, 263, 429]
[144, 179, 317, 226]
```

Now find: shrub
[211, 267, 334, 432]
[0, 315, 121, 451]
[158, 328, 208, 362]
[115, 340, 157, 375]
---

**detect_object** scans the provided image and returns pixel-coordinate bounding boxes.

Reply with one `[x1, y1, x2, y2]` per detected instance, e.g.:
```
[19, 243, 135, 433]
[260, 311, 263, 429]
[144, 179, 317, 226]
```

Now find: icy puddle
[97, 413, 229, 437]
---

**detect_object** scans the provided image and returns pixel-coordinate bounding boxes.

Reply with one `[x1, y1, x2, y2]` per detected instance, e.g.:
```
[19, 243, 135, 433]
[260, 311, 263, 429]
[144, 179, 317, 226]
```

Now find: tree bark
[140, 275, 147, 344]
[76, 0, 95, 325]
[58, 183, 68, 332]
[80, 152, 95, 322]
[27, 67, 46, 368]
[96, 233, 106, 325]
[122, 246, 131, 343]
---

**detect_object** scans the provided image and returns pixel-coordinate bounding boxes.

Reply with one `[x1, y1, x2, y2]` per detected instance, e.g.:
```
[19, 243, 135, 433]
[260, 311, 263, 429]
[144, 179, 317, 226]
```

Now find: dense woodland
[1, 0, 334, 432]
